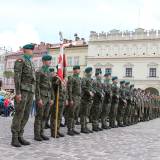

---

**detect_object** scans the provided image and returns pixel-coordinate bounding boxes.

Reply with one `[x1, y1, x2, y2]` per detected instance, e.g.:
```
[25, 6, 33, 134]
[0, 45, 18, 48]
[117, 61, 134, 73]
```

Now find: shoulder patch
[16, 58, 24, 62]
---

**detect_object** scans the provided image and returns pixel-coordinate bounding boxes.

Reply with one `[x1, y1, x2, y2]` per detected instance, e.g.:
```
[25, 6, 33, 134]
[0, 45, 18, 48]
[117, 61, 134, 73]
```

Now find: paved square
[1, 117, 160, 160]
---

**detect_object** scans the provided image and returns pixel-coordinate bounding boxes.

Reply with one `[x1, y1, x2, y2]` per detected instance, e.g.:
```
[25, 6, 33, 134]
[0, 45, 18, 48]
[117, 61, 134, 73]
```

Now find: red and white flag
[57, 44, 67, 80]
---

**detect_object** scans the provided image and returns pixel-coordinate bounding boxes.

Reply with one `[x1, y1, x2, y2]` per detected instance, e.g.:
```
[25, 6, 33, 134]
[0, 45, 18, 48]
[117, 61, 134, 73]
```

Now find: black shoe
[75, 121, 81, 125]
[60, 123, 66, 127]
[51, 134, 60, 138]
[98, 127, 103, 131]
[87, 128, 93, 133]
[58, 132, 65, 137]
[11, 137, 21, 147]
[67, 130, 75, 136]
[41, 134, 49, 141]
[73, 130, 80, 135]
[34, 136, 43, 141]
[102, 125, 108, 129]
[45, 124, 50, 129]
[93, 128, 99, 132]
[81, 129, 90, 134]
[18, 137, 30, 145]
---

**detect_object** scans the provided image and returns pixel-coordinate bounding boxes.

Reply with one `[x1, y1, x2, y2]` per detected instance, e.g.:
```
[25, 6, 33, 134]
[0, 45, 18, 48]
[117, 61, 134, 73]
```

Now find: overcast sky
[0, 0, 160, 51]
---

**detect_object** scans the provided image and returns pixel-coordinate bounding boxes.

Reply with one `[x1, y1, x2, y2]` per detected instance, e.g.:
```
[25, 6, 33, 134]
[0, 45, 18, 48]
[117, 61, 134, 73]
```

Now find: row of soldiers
[11, 43, 160, 147]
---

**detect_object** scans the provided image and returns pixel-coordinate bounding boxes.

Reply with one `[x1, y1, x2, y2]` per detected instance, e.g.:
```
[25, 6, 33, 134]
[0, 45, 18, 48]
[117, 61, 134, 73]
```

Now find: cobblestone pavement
[1, 117, 160, 160]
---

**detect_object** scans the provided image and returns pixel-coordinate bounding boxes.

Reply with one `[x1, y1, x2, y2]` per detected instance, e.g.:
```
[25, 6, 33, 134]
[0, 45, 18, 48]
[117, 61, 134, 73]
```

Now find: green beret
[104, 73, 111, 76]
[42, 54, 52, 61]
[85, 67, 92, 73]
[125, 81, 130, 85]
[49, 67, 55, 72]
[95, 71, 102, 76]
[73, 65, 80, 70]
[112, 76, 118, 81]
[23, 44, 35, 50]
[130, 84, 134, 88]
[120, 80, 125, 84]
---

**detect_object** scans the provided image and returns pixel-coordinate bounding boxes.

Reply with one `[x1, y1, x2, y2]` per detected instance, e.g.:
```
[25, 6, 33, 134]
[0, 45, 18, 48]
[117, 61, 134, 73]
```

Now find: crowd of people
[9, 43, 160, 147]
[0, 81, 14, 117]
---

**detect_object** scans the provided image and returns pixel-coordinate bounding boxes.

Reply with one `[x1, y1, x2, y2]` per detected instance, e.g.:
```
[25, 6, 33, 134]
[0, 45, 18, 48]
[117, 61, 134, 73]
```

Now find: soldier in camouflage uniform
[34, 54, 54, 141]
[67, 65, 81, 136]
[91, 71, 104, 131]
[109, 76, 119, 128]
[50, 67, 67, 138]
[132, 88, 139, 124]
[130, 84, 135, 124]
[117, 80, 127, 127]
[101, 73, 112, 129]
[123, 81, 132, 126]
[11, 44, 36, 147]
[80, 67, 95, 133]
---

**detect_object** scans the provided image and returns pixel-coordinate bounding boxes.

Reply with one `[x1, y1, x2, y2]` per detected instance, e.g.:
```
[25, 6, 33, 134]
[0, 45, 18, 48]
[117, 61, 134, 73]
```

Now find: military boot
[18, 137, 30, 145]
[81, 128, 90, 134]
[51, 132, 60, 138]
[72, 129, 80, 135]
[34, 135, 43, 141]
[58, 132, 65, 137]
[67, 130, 75, 136]
[11, 135, 21, 147]
[41, 134, 49, 140]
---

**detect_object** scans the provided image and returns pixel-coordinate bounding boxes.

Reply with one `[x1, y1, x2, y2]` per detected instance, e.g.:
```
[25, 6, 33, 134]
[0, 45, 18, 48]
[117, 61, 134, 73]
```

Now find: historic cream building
[49, 41, 88, 76]
[87, 28, 160, 95]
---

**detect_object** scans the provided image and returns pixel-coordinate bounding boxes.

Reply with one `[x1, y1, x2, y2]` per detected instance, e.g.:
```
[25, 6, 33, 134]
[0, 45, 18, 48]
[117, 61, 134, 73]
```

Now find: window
[67, 57, 72, 66]
[149, 68, 156, 77]
[105, 68, 112, 74]
[73, 56, 79, 65]
[95, 68, 102, 73]
[126, 68, 132, 77]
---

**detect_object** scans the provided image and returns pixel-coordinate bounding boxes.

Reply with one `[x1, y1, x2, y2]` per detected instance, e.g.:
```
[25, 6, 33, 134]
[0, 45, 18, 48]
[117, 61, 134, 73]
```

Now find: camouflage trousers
[34, 96, 50, 137]
[67, 96, 81, 131]
[123, 103, 132, 125]
[50, 99, 64, 136]
[109, 102, 118, 127]
[91, 101, 102, 129]
[80, 98, 93, 130]
[144, 106, 149, 121]
[11, 91, 34, 137]
[117, 104, 126, 125]
[101, 102, 111, 127]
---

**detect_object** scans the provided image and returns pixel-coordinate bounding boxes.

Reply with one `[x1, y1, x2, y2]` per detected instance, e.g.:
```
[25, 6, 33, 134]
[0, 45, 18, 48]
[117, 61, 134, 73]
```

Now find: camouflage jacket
[14, 56, 36, 95]
[35, 66, 53, 101]
[81, 76, 95, 100]
[67, 74, 81, 101]
[119, 86, 127, 105]
[92, 78, 104, 103]
[52, 76, 68, 102]
[111, 83, 119, 103]
[103, 80, 112, 103]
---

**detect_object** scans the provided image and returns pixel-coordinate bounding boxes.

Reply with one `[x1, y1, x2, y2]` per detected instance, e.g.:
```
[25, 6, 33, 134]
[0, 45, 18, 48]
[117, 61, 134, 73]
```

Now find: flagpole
[54, 32, 64, 138]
